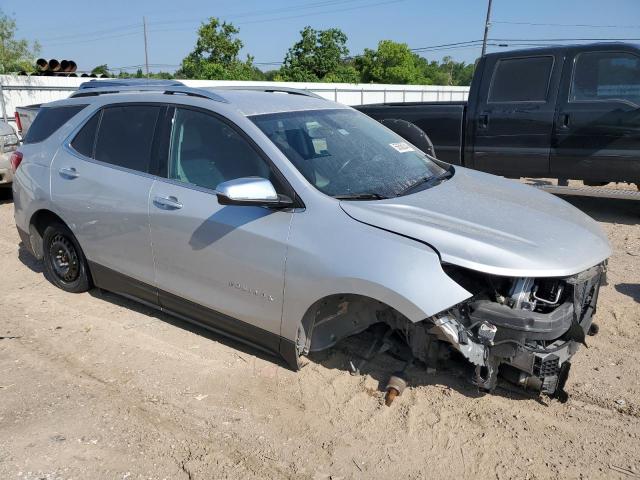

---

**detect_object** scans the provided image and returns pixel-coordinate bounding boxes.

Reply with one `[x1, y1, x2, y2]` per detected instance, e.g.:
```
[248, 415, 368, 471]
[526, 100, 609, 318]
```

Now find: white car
[0, 120, 20, 189]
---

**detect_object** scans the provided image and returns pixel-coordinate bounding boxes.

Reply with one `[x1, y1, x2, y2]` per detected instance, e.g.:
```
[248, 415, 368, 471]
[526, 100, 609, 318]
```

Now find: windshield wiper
[397, 166, 454, 196]
[333, 192, 389, 200]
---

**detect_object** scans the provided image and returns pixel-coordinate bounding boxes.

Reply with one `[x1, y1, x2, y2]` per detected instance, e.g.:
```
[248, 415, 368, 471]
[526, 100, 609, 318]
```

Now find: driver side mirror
[215, 177, 293, 208]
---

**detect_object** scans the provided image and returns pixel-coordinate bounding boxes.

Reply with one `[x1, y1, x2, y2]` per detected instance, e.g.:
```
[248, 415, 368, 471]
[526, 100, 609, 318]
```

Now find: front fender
[280, 209, 472, 342]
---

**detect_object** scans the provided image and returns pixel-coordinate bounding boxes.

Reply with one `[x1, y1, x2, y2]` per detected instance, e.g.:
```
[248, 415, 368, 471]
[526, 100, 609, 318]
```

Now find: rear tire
[42, 222, 91, 293]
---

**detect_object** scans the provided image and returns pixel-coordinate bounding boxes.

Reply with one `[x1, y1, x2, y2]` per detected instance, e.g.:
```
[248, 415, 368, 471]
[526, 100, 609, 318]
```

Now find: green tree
[263, 69, 280, 81]
[356, 40, 426, 85]
[91, 64, 110, 76]
[414, 55, 475, 86]
[0, 9, 40, 73]
[278, 26, 358, 82]
[178, 17, 257, 80]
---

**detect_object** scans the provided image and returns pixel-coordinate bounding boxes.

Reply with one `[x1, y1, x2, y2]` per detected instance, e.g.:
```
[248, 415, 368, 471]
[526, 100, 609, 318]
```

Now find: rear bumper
[0, 151, 13, 185]
[17, 226, 33, 255]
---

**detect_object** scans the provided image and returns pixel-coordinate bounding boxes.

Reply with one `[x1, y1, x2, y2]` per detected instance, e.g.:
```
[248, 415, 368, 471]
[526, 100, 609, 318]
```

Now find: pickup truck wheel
[42, 223, 91, 293]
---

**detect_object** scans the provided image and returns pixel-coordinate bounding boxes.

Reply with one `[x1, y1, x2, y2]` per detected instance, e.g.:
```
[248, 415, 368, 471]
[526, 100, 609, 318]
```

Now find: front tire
[42, 222, 91, 293]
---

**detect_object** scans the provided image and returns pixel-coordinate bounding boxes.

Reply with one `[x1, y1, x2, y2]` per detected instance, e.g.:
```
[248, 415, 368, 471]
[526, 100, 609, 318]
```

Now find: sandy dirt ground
[0, 189, 639, 480]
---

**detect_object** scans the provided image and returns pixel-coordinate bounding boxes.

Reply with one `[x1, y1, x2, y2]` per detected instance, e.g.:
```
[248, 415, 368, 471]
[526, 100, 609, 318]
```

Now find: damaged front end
[301, 263, 606, 402]
[420, 263, 606, 400]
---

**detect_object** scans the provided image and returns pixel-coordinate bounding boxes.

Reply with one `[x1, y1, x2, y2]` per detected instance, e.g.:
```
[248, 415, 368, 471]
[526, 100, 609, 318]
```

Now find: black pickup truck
[357, 42, 640, 186]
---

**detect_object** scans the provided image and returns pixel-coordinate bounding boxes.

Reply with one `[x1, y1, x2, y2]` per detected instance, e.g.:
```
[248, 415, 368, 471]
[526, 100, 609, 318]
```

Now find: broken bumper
[436, 263, 605, 399]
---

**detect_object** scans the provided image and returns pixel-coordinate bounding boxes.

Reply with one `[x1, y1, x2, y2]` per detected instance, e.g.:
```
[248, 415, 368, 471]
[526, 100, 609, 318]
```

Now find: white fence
[0, 75, 469, 127]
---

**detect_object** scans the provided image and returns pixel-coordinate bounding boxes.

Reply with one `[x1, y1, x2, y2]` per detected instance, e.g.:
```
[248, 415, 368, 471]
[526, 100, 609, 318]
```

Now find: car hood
[340, 167, 611, 277]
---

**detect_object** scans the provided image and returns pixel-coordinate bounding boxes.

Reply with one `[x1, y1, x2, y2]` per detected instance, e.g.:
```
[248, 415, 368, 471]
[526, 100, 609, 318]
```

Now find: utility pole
[143, 16, 150, 78]
[481, 0, 493, 57]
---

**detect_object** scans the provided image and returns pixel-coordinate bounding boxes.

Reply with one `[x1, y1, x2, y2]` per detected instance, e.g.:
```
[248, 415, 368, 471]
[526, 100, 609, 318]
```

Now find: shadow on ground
[309, 327, 548, 404]
[88, 287, 291, 368]
[0, 188, 12, 204]
[615, 283, 640, 303]
[18, 244, 43, 273]
[561, 196, 640, 225]
[17, 247, 544, 403]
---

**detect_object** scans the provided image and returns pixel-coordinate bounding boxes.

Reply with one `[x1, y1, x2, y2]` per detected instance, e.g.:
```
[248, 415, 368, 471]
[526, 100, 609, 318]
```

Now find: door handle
[479, 113, 489, 129]
[153, 195, 183, 210]
[59, 167, 79, 179]
[560, 113, 570, 128]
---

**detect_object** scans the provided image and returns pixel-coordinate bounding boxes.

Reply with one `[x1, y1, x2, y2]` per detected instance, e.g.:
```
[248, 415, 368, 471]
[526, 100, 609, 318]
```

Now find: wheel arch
[28, 209, 71, 260]
[295, 293, 409, 357]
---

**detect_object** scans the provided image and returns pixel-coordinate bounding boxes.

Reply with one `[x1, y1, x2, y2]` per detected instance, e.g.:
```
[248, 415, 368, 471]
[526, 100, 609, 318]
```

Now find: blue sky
[4, 0, 640, 74]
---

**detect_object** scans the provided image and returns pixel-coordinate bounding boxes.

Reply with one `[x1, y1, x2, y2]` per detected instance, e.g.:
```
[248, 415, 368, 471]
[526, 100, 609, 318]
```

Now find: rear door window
[23, 105, 87, 144]
[570, 51, 640, 105]
[70, 111, 100, 157]
[94, 105, 161, 173]
[488, 56, 554, 103]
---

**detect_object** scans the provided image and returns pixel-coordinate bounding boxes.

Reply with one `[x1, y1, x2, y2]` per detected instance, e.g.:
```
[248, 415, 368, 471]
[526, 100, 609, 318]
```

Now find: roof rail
[78, 79, 185, 90]
[69, 85, 228, 103]
[210, 85, 325, 100]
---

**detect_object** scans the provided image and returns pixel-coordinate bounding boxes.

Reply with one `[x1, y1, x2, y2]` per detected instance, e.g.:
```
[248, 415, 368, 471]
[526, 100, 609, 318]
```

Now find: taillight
[10, 151, 23, 172]
[14, 112, 22, 134]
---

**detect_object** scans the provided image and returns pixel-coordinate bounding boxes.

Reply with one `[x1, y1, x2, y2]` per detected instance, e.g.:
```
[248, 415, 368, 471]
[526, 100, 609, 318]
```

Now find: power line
[111, 63, 180, 69]
[411, 40, 483, 52]
[41, 0, 406, 47]
[39, 23, 142, 42]
[410, 40, 483, 51]
[147, 0, 406, 34]
[144, 0, 368, 28]
[143, 16, 150, 78]
[45, 30, 143, 47]
[238, 0, 407, 26]
[490, 37, 640, 42]
[37, 0, 373, 44]
[493, 20, 640, 29]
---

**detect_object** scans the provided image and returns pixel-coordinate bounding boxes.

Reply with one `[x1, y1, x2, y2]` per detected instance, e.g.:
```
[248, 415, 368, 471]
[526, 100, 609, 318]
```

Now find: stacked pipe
[30, 58, 94, 77]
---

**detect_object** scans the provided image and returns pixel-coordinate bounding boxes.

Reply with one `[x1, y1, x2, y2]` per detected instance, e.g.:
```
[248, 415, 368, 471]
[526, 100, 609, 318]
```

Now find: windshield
[250, 108, 446, 198]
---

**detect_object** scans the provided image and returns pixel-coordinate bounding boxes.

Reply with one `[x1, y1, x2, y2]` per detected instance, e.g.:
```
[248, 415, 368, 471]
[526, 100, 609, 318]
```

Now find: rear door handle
[479, 113, 489, 129]
[59, 167, 79, 179]
[153, 195, 183, 210]
[560, 113, 570, 128]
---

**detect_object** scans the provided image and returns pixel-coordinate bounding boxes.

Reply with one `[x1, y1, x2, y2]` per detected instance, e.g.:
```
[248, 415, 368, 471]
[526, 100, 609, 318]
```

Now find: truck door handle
[479, 114, 489, 128]
[153, 195, 183, 210]
[59, 167, 79, 179]
[561, 113, 570, 128]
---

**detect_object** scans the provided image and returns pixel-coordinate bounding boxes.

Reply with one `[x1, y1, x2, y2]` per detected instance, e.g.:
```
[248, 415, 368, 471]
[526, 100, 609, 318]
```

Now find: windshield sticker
[338, 128, 350, 135]
[389, 142, 414, 153]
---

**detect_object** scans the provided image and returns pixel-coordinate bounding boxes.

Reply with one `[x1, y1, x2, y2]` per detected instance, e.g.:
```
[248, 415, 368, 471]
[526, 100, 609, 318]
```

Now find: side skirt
[88, 261, 299, 370]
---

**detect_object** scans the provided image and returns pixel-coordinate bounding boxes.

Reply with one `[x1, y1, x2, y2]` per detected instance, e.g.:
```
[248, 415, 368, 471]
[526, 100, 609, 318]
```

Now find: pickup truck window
[570, 51, 640, 106]
[251, 108, 445, 199]
[488, 56, 554, 103]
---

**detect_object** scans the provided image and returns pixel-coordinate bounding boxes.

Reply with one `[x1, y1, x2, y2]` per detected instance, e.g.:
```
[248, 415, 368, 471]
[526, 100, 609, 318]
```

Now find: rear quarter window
[70, 111, 100, 157]
[23, 105, 87, 144]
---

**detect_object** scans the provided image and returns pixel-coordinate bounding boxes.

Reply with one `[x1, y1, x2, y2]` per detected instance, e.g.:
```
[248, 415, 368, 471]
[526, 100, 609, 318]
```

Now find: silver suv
[12, 85, 611, 400]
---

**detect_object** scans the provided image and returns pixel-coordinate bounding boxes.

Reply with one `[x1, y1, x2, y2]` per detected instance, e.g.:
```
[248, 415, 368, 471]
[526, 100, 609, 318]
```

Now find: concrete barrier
[0, 74, 469, 126]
